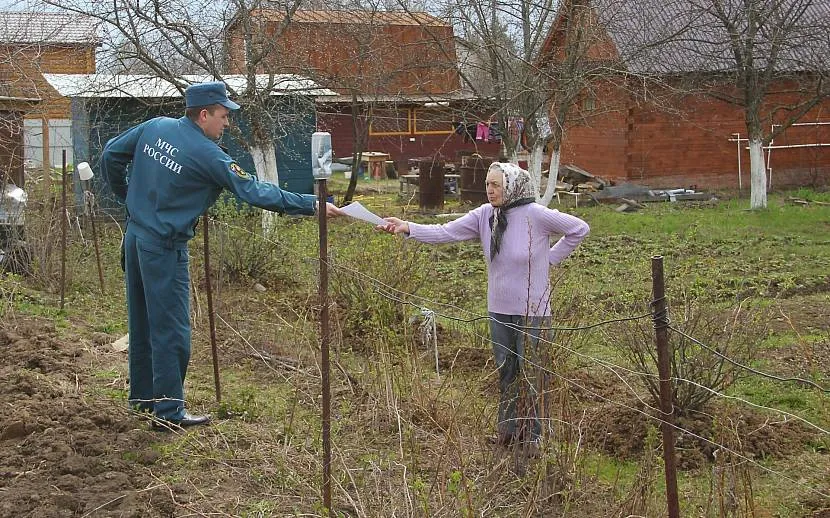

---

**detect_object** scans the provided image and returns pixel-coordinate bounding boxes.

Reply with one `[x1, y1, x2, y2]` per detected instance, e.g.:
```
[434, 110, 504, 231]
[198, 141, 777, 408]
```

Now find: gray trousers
[489, 313, 549, 442]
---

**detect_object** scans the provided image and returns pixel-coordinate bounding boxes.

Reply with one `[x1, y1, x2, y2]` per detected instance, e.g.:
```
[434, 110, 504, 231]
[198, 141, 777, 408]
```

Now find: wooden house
[0, 11, 98, 170]
[224, 10, 501, 172]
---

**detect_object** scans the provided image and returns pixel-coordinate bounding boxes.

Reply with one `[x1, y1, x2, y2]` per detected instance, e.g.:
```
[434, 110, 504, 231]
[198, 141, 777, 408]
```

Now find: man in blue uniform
[101, 81, 341, 428]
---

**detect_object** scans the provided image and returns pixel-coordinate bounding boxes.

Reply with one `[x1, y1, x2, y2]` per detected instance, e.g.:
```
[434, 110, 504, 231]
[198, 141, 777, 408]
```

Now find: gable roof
[238, 9, 449, 27]
[42, 74, 336, 98]
[547, 0, 830, 75]
[0, 11, 100, 45]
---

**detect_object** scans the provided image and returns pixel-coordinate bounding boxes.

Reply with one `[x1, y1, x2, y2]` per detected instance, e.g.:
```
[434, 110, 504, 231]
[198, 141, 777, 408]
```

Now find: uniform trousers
[124, 223, 191, 421]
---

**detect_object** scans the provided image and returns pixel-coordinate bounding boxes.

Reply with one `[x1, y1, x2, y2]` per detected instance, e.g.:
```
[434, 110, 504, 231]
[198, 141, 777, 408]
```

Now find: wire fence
[36, 201, 829, 512]
[197, 215, 830, 508]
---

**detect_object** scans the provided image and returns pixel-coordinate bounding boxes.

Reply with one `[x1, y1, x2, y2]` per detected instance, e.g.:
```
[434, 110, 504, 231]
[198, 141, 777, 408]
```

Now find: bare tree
[604, 0, 830, 208]
[688, 0, 829, 209]
[422, 0, 627, 205]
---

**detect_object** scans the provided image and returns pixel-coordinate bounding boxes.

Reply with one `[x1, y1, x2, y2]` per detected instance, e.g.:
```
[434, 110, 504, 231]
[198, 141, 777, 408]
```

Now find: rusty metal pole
[318, 180, 332, 512]
[202, 213, 221, 402]
[59, 151, 67, 310]
[86, 189, 105, 295]
[651, 256, 680, 518]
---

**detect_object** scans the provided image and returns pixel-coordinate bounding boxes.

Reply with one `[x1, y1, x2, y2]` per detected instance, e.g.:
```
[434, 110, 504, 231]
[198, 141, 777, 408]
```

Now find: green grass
[6, 186, 828, 516]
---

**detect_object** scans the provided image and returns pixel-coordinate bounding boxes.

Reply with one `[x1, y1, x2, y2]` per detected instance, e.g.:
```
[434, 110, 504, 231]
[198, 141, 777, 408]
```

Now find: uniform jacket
[101, 116, 316, 243]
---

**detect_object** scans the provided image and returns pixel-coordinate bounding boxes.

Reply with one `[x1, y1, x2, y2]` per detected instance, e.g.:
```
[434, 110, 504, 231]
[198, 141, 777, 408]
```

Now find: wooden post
[651, 256, 680, 518]
[86, 189, 105, 295]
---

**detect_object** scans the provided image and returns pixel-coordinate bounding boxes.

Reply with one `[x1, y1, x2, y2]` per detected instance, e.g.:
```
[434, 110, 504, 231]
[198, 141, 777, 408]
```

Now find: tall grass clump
[329, 224, 432, 348]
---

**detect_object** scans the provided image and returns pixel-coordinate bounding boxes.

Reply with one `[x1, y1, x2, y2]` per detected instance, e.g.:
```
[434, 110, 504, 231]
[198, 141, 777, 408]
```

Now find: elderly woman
[380, 162, 589, 448]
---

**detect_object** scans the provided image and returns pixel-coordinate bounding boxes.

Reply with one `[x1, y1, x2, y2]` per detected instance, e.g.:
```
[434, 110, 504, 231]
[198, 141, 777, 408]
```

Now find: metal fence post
[318, 179, 332, 513]
[203, 213, 221, 403]
[60, 151, 67, 310]
[652, 255, 680, 518]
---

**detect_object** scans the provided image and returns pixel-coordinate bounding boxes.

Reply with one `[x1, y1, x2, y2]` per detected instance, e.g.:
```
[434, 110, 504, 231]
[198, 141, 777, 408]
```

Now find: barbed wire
[329, 259, 653, 331]
[667, 325, 829, 393]
[201, 226, 830, 442]
[200, 215, 830, 501]
[540, 366, 830, 499]
[411, 316, 830, 500]
[209, 216, 829, 399]
[457, 307, 830, 437]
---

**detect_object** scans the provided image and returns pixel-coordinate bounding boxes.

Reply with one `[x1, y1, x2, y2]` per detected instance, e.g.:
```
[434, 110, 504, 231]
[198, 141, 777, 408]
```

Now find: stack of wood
[558, 164, 608, 192]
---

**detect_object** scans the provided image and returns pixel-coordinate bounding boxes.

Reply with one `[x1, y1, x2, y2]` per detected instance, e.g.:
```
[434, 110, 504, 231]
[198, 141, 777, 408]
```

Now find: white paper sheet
[341, 201, 387, 226]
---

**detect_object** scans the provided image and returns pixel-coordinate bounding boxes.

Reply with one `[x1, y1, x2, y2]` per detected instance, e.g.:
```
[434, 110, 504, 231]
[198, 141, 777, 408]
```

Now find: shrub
[330, 226, 431, 346]
[609, 298, 768, 415]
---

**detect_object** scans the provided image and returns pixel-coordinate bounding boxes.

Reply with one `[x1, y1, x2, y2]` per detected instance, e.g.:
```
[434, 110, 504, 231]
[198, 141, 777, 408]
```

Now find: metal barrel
[419, 157, 445, 210]
[460, 156, 492, 204]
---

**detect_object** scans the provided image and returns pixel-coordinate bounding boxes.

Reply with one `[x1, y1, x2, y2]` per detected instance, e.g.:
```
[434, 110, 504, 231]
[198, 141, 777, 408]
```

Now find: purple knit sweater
[408, 203, 589, 316]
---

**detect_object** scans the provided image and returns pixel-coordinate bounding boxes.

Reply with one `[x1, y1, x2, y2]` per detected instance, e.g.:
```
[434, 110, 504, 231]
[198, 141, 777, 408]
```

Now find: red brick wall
[226, 19, 460, 95]
[560, 83, 830, 189]
[626, 91, 830, 189]
[559, 82, 628, 180]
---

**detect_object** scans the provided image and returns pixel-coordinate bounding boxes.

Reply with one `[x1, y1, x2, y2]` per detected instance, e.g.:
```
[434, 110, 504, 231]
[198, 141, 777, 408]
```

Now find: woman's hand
[377, 217, 410, 235]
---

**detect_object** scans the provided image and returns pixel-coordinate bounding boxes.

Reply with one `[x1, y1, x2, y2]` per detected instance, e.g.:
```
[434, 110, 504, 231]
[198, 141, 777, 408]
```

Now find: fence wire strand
[201, 216, 830, 501]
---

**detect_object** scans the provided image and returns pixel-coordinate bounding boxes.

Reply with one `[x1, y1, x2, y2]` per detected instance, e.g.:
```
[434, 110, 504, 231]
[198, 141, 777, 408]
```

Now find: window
[48, 119, 73, 167]
[23, 118, 73, 168]
[23, 119, 42, 167]
[413, 107, 454, 135]
[582, 94, 596, 112]
[369, 107, 411, 136]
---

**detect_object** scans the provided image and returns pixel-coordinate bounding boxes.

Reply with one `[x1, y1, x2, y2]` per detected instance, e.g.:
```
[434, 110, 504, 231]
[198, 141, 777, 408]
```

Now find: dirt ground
[583, 398, 822, 470]
[0, 319, 177, 517]
[1, 307, 827, 516]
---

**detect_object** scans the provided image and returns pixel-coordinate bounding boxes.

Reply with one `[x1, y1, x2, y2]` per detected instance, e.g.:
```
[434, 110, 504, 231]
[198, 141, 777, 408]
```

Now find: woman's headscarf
[488, 162, 537, 260]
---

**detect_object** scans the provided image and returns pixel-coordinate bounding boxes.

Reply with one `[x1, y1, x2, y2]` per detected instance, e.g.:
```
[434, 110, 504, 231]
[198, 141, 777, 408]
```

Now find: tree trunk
[540, 147, 561, 206]
[748, 138, 767, 209]
[250, 141, 280, 232]
[342, 96, 366, 204]
[344, 151, 362, 203]
[527, 141, 545, 202]
[506, 146, 519, 163]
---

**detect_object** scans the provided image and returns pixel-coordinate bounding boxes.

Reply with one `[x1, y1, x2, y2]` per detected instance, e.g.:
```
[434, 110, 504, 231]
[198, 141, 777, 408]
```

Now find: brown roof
[548, 0, 830, 74]
[252, 9, 449, 26]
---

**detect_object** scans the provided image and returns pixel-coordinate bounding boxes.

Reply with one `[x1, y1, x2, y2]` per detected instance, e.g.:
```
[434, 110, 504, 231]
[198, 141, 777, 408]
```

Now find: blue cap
[184, 81, 240, 110]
